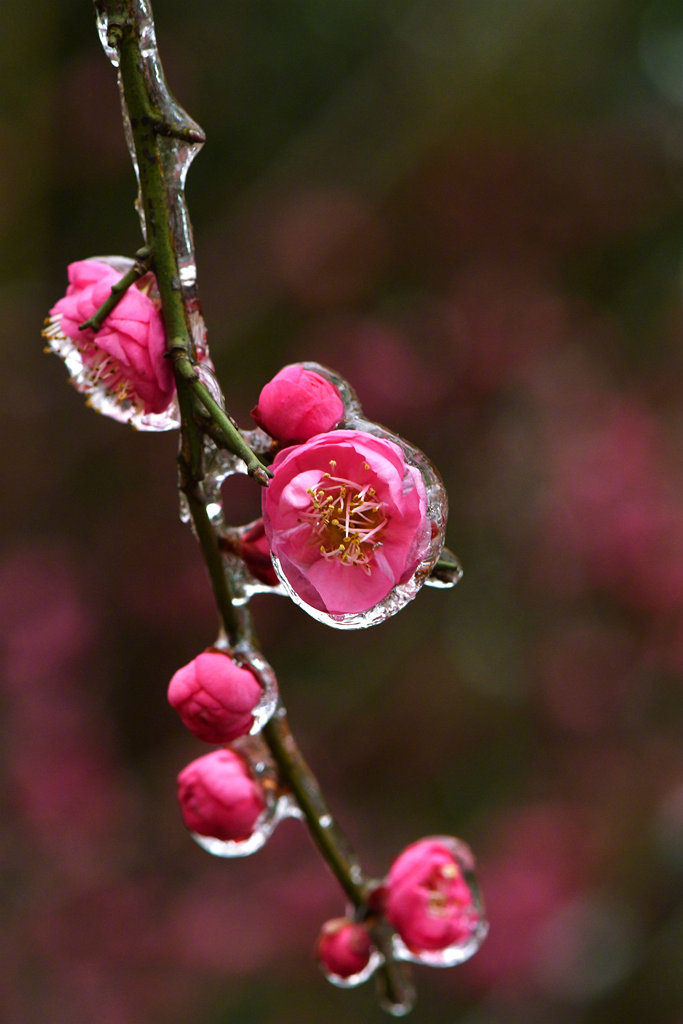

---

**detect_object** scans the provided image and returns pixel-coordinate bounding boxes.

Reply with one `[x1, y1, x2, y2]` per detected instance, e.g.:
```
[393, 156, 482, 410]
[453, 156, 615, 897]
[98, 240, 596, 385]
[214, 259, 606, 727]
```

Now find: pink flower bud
[251, 364, 344, 442]
[177, 749, 265, 842]
[262, 429, 430, 616]
[45, 259, 174, 417]
[167, 650, 263, 743]
[385, 838, 480, 953]
[316, 918, 374, 979]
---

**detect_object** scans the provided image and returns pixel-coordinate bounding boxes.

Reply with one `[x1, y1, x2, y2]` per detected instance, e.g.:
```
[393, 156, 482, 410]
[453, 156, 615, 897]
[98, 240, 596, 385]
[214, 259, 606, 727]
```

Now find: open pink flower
[251, 364, 344, 442]
[316, 918, 374, 980]
[262, 430, 430, 616]
[177, 749, 265, 842]
[167, 650, 263, 743]
[44, 259, 175, 418]
[385, 838, 480, 953]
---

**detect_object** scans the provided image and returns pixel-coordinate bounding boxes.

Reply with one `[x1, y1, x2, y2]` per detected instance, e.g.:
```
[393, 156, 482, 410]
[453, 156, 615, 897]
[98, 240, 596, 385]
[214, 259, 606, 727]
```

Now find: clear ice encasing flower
[386, 836, 488, 967]
[316, 917, 382, 988]
[262, 420, 448, 629]
[185, 735, 296, 859]
[44, 256, 182, 431]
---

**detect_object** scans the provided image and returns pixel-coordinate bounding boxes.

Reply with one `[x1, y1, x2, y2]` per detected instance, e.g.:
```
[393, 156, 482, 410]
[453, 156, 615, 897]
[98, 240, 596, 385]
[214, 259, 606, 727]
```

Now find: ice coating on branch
[262, 427, 447, 628]
[43, 257, 178, 430]
[384, 836, 488, 967]
[220, 519, 280, 589]
[94, 0, 208, 357]
[252, 363, 344, 442]
[424, 546, 464, 589]
[200, 441, 287, 599]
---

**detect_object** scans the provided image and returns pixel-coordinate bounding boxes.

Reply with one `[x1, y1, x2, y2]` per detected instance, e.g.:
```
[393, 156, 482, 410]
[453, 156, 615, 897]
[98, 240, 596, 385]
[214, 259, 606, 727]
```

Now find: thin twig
[78, 246, 152, 332]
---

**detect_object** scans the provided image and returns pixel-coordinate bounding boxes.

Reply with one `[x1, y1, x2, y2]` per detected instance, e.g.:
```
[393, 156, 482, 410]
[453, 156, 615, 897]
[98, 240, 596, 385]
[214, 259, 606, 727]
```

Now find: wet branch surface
[94, 0, 414, 1012]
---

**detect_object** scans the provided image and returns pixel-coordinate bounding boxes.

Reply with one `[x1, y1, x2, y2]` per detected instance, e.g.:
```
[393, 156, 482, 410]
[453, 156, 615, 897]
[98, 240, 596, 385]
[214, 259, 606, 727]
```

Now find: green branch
[98, 0, 413, 1013]
[104, 0, 269, 481]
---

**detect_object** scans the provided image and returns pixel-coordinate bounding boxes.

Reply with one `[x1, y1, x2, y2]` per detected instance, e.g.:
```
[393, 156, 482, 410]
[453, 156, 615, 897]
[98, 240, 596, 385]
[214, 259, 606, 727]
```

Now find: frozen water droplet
[205, 502, 221, 520]
[178, 491, 192, 524]
[190, 792, 290, 859]
[321, 948, 383, 989]
[94, 7, 120, 67]
[424, 547, 463, 589]
[195, 362, 225, 409]
[231, 642, 279, 734]
[281, 798, 305, 821]
[349, 864, 364, 886]
[318, 814, 332, 829]
[375, 963, 417, 1017]
[391, 920, 488, 969]
[378, 993, 416, 1017]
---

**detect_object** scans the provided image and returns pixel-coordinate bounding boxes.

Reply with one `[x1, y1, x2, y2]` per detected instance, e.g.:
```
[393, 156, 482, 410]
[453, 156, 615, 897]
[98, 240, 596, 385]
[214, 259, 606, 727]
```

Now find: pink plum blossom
[385, 837, 480, 953]
[177, 749, 265, 842]
[316, 918, 374, 979]
[167, 650, 262, 743]
[261, 429, 430, 615]
[251, 363, 344, 442]
[45, 259, 174, 416]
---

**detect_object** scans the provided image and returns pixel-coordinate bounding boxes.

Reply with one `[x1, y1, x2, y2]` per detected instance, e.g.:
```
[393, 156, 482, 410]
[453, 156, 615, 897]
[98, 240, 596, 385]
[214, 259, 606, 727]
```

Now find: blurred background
[3, 0, 683, 1021]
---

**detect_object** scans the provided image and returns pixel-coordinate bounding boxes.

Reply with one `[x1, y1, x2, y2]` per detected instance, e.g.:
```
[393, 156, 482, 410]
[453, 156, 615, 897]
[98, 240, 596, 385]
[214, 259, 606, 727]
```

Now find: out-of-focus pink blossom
[316, 918, 373, 979]
[177, 749, 265, 842]
[262, 430, 430, 615]
[465, 803, 602, 990]
[385, 838, 479, 952]
[251, 364, 344, 442]
[45, 259, 174, 415]
[539, 399, 683, 615]
[167, 650, 262, 743]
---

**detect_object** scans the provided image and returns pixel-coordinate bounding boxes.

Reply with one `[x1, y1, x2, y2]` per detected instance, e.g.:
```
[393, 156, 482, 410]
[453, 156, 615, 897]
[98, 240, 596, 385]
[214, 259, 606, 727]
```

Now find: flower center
[43, 315, 139, 406]
[302, 460, 388, 572]
[426, 862, 461, 917]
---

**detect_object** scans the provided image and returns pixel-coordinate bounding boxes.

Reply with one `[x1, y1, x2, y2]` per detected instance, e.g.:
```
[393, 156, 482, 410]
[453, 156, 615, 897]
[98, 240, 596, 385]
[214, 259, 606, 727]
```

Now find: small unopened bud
[251, 363, 344, 442]
[177, 749, 266, 842]
[167, 650, 262, 743]
[316, 918, 373, 980]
